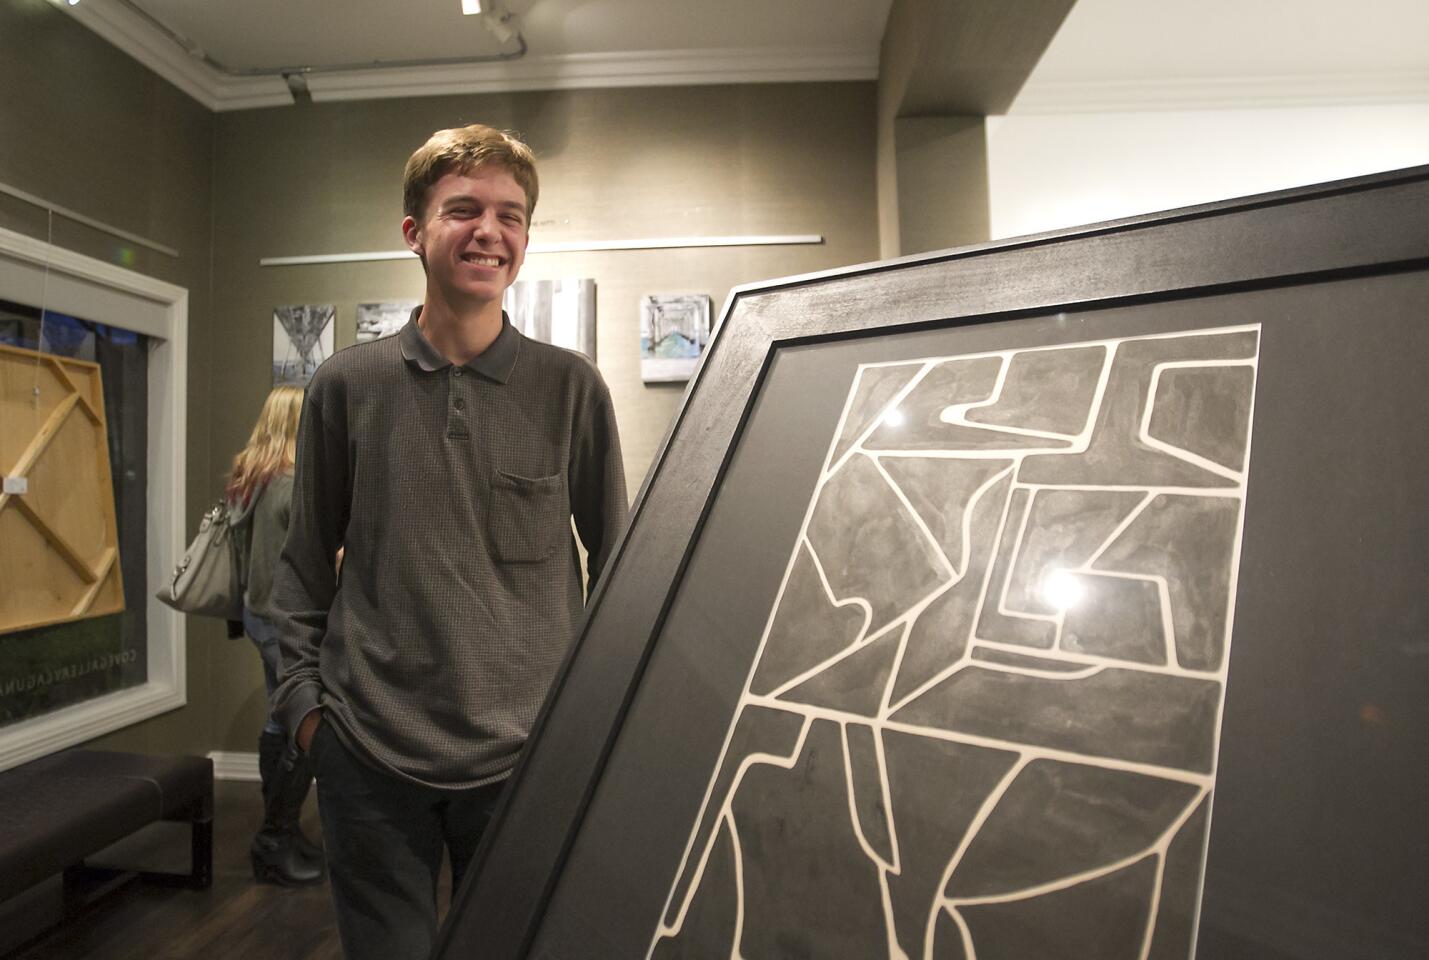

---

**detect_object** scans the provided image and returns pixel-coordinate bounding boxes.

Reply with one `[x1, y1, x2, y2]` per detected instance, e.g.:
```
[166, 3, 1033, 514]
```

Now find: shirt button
[453, 368, 463, 377]
[454, 398, 466, 410]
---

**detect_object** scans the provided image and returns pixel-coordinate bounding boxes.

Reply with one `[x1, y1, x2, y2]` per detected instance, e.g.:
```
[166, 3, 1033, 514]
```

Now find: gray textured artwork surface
[648, 326, 1260, 960]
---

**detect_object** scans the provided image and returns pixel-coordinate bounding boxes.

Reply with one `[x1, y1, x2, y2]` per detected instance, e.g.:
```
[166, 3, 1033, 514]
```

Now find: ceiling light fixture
[481, 13, 516, 45]
[467, 0, 518, 46]
[88, 0, 526, 87]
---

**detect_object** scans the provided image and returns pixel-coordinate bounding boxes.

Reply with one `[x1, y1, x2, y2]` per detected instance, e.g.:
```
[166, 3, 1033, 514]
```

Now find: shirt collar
[399, 305, 520, 383]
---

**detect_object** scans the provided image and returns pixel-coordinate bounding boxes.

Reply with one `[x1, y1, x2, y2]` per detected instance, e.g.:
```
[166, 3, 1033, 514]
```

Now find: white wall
[986, 103, 1429, 240]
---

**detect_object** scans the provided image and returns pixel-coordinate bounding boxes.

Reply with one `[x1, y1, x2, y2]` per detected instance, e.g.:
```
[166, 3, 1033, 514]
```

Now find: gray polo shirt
[270, 314, 627, 788]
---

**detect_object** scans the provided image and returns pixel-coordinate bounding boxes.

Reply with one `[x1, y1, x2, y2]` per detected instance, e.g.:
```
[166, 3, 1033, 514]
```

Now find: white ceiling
[1013, 0, 1429, 111]
[54, 0, 1429, 113]
[130, 0, 894, 69]
[57, 0, 894, 110]
[1032, 0, 1429, 80]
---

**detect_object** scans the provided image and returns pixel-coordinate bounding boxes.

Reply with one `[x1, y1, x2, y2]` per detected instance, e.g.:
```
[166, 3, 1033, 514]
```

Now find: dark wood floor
[5, 779, 450, 960]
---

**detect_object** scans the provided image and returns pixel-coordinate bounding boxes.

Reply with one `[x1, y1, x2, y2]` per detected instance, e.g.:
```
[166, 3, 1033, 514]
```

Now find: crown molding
[1010, 71, 1429, 115]
[54, 0, 875, 111]
[305, 47, 877, 103]
[55, 0, 293, 111]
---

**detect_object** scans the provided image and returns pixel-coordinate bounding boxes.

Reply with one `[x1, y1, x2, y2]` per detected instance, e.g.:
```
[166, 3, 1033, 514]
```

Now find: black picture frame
[436, 166, 1429, 960]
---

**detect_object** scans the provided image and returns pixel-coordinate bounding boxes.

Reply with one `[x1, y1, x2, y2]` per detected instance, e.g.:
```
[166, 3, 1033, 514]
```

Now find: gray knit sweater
[240, 473, 292, 623]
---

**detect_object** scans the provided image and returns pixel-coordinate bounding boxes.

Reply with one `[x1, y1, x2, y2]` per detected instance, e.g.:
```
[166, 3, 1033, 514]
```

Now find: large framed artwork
[436, 167, 1429, 960]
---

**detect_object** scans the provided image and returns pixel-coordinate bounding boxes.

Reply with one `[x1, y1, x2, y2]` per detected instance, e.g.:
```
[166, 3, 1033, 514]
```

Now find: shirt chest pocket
[489, 470, 567, 563]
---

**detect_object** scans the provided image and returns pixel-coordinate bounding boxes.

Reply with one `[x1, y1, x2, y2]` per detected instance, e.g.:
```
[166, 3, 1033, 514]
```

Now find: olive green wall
[2, 0, 878, 758]
[894, 114, 989, 255]
[874, 0, 1071, 258]
[0, 0, 222, 756]
[2, 2, 878, 759]
[210, 83, 878, 487]
[207, 84, 879, 750]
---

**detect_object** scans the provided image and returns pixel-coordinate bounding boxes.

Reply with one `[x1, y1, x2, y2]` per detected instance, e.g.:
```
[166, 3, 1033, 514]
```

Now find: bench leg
[189, 815, 213, 889]
[134, 814, 212, 890]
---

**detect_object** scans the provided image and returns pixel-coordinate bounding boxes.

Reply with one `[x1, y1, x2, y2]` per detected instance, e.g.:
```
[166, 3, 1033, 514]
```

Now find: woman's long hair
[226, 385, 304, 505]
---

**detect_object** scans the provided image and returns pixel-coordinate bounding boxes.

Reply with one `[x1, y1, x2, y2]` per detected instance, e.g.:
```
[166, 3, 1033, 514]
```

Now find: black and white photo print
[272, 303, 335, 386]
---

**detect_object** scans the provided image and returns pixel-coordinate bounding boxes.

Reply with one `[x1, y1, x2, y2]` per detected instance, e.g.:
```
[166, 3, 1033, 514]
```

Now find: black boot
[274, 739, 324, 862]
[252, 731, 324, 886]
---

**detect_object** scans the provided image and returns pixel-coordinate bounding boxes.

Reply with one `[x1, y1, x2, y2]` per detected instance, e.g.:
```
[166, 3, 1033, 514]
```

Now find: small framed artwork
[505, 278, 596, 360]
[640, 293, 711, 383]
[273, 304, 334, 386]
[356, 300, 419, 343]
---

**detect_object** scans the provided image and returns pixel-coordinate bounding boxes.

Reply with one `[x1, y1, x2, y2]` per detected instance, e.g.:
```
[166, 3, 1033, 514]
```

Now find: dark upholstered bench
[0, 749, 213, 915]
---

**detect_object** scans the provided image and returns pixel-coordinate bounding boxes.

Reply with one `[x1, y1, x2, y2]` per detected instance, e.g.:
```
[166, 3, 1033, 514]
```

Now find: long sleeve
[259, 326, 625, 786]
[269, 379, 350, 742]
[569, 380, 628, 594]
[242, 474, 294, 622]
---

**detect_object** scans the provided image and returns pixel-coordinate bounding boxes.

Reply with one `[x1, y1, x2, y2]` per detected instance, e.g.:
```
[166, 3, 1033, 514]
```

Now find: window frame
[0, 225, 188, 769]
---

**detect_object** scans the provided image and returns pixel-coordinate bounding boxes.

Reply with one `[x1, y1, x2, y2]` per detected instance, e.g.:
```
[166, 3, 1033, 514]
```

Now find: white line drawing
[648, 324, 1260, 960]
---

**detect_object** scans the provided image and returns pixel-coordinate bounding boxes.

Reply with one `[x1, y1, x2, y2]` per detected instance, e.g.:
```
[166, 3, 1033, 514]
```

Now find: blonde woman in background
[227, 385, 324, 886]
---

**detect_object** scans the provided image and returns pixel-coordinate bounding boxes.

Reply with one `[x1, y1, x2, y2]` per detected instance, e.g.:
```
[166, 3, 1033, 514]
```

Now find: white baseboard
[208, 750, 260, 781]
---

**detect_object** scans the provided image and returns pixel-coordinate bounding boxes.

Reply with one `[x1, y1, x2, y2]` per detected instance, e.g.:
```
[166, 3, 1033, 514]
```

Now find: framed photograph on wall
[273, 303, 334, 386]
[504, 278, 596, 360]
[640, 293, 712, 383]
[436, 166, 1429, 960]
[356, 300, 418, 343]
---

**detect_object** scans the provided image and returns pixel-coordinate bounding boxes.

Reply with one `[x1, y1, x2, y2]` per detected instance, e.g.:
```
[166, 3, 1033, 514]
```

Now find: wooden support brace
[1, 392, 80, 492]
[41, 356, 102, 425]
[12, 496, 103, 585]
[70, 550, 119, 618]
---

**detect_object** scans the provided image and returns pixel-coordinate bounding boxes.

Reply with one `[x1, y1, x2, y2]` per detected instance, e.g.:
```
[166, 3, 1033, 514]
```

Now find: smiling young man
[270, 125, 627, 960]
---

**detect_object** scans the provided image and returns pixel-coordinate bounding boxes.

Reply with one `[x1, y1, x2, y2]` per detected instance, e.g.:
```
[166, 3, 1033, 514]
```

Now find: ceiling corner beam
[881, 0, 1077, 118]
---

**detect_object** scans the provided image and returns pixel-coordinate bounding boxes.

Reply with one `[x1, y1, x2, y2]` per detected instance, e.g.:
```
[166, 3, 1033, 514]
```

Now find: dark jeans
[308, 722, 506, 960]
[241, 608, 285, 736]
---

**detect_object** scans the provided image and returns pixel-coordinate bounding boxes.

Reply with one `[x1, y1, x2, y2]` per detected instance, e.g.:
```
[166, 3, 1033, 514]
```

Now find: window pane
[0, 299, 148, 726]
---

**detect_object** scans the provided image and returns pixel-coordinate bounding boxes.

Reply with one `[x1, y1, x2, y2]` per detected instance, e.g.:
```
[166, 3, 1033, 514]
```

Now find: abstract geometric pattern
[647, 325, 1260, 960]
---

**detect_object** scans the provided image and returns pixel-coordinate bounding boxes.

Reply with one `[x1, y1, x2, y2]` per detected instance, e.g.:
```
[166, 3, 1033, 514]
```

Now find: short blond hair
[402, 124, 539, 222]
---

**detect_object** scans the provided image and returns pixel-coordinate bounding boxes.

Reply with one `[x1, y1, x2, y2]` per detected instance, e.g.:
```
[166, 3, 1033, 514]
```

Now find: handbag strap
[224, 490, 258, 593]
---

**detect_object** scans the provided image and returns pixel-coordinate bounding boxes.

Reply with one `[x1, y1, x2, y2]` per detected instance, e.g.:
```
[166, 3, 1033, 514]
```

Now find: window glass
[0, 298, 148, 726]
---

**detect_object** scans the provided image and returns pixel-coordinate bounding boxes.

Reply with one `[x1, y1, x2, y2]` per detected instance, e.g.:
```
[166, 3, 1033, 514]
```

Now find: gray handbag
[155, 501, 247, 619]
